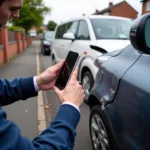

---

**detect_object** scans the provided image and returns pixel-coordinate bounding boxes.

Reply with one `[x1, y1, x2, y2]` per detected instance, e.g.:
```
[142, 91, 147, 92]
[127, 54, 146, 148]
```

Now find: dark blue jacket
[0, 77, 80, 150]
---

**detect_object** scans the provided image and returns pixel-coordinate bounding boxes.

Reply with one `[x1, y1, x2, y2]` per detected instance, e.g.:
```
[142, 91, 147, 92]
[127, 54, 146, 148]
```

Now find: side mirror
[63, 33, 75, 40]
[130, 12, 150, 54]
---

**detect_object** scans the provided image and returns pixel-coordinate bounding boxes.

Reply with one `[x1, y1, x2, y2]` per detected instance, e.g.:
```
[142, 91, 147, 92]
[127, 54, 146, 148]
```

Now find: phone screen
[55, 51, 79, 90]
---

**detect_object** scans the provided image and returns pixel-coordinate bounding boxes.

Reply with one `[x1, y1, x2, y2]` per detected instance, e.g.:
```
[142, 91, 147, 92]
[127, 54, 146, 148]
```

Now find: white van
[51, 15, 132, 100]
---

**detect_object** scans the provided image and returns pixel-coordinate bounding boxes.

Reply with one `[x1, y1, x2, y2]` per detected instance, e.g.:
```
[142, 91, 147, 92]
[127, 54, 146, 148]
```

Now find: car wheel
[43, 49, 47, 55]
[41, 48, 43, 54]
[82, 71, 94, 102]
[49, 51, 51, 56]
[89, 105, 117, 150]
[52, 56, 56, 65]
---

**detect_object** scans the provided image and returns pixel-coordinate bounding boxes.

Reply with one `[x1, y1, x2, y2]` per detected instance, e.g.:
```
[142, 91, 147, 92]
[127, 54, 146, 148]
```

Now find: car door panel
[89, 45, 141, 149]
[55, 39, 67, 62]
[93, 45, 141, 104]
[69, 20, 100, 87]
[116, 54, 150, 150]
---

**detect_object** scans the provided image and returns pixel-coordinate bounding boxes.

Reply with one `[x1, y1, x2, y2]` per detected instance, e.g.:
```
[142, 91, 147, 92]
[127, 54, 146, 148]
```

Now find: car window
[76, 20, 90, 40]
[66, 21, 79, 37]
[56, 23, 75, 39]
[55, 24, 67, 39]
[45, 32, 54, 40]
[55, 25, 62, 39]
[91, 18, 132, 40]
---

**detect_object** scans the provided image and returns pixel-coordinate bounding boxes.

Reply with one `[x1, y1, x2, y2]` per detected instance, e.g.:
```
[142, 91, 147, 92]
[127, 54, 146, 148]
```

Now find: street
[0, 41, 93, 150]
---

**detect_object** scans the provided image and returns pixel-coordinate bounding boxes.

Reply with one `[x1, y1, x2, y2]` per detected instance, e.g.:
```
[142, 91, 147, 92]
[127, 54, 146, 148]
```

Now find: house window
[146, 1, 150, 11]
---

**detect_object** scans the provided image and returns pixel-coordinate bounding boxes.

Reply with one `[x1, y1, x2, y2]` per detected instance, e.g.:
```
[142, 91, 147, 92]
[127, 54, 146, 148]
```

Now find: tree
[11, 0, 50, 34]
[47, 21, 57, 31]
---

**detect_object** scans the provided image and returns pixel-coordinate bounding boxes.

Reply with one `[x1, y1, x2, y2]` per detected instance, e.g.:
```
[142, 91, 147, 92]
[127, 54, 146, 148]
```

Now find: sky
[43, 0, 142, 24]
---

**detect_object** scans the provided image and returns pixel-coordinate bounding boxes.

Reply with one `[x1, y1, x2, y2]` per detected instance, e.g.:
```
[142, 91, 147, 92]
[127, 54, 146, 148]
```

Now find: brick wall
[111, 1, 137, 19]
[0, 27, 33, 66]
[0, 49, 4, 65]
[8, 43, 18, 59]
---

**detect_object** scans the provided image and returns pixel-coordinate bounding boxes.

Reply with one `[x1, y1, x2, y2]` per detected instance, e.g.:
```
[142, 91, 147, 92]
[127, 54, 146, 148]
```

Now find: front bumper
[43, 45, 52, 52]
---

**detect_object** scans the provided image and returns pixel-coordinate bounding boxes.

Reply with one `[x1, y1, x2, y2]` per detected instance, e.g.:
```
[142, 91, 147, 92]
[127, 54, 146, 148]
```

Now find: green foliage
[8, 26, 25, 33]
[47, 21, 57, 31]
[11, 0, 50, 33]
[37, 29, 43, 34]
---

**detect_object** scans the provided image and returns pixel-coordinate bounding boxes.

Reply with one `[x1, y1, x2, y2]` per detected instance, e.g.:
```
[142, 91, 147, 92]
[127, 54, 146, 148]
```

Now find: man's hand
[53, 67, 85, 108]
[36, 60, 65, 91]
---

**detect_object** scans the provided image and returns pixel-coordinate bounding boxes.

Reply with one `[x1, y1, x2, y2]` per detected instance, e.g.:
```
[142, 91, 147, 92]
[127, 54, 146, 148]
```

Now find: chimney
[109, 2, 113, 8]
[96, 9, 99, 13]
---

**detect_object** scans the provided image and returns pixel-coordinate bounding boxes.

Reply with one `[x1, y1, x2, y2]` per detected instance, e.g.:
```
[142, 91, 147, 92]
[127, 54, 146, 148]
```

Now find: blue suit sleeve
[0, 104, 80, 150]
[0, 77, 38, 106]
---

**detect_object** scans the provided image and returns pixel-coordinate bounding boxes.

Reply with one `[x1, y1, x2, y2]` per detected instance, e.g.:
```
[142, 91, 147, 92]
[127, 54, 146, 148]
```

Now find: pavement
[0, 41, 39, 140]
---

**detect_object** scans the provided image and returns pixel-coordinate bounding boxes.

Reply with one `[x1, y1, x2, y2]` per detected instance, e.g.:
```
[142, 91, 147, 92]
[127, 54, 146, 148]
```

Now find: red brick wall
[25, 41, 27, 48]
[20, 41, 24, 52]
[8, 43, 18, 60]
[0, 28, 33, 65]
[0, 50, 4, 65]
[111, 1, 138, 19]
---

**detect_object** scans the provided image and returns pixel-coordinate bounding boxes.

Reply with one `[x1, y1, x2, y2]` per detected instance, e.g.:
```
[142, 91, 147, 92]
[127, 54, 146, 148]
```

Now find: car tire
[82, 71, 94, 103]
[49, 51, 51, 56]
[43, 49, 47, 55]
[52, 56, 56, 65]
[89, 105, 117, 150]
[41, 48, 43, 54]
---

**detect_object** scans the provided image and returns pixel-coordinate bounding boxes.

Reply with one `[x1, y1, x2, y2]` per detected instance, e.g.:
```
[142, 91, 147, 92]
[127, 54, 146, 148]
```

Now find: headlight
[44, 41, 51, 46]
[94, 49, 124, 68]
[94, 56, 111, 68]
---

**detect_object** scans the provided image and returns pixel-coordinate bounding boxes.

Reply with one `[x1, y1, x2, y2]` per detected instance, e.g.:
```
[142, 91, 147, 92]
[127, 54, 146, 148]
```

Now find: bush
[8, 26, 25, 33]
[37, 29, 43, 34]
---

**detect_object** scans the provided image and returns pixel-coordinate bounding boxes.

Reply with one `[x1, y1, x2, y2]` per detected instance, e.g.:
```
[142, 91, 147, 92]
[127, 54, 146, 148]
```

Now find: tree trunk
[25, 29, 28, 35]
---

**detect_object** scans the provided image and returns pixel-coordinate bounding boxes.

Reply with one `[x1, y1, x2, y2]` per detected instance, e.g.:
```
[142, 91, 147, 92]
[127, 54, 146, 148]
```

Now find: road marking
[36, 47, 46, 135]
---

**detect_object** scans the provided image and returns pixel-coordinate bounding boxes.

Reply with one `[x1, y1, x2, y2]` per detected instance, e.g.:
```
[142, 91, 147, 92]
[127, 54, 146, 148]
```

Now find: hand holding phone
[54, 67, 85, 107]
[55, 51, 80, 90]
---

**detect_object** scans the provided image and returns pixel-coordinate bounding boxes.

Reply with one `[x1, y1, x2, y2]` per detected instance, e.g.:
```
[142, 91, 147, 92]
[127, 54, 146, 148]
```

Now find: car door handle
[60, 44, 65, 47]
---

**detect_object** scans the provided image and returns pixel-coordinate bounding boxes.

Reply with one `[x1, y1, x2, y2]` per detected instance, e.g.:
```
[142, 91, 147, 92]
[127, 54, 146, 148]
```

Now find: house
[28, 25, 48, 37]
[40, 25, 48, 33]
[93, 1, 138, 19]
[29, 26, 48, 35]
[141, 0, 150, 14]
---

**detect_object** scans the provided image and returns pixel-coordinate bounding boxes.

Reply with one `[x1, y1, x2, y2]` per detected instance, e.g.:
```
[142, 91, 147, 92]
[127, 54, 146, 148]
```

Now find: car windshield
[45, 32, 54, 40]
[91, 18, 133, 40]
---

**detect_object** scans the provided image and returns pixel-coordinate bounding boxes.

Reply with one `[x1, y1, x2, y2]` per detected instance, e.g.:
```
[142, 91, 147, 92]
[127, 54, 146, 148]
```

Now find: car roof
[88, 15, 132, 20]
[45, 31, 54, 34]
[57, 15, 132, 26]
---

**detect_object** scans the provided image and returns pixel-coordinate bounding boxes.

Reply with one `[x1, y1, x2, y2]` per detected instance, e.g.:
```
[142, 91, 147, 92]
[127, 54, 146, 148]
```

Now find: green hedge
[8, 26, 25, 33]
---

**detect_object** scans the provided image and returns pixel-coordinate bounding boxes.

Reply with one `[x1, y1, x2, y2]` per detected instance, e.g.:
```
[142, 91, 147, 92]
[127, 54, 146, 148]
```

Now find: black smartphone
[55, 51, 80, 90]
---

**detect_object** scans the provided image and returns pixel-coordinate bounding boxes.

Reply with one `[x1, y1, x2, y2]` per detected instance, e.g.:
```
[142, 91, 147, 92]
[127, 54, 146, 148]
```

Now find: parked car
[51, 15, 132, 101]
[41, 31, 54, 55]
[87, 13, 150, 150]
[29, 29, 37, 38]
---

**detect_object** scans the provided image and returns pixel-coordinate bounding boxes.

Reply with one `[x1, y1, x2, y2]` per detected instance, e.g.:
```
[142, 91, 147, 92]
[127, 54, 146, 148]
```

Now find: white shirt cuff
[33, 76, 39, 92]
[62, 102, 80, 113]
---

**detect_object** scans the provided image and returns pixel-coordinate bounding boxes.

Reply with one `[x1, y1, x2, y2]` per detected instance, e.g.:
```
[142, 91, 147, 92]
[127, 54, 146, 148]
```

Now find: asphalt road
[40, 47, 93, 150]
